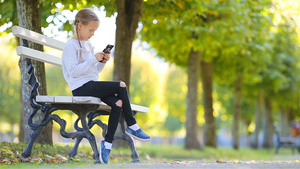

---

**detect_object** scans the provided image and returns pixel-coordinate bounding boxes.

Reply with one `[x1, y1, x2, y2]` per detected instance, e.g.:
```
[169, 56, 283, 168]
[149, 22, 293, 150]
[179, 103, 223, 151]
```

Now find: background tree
[16, 0, 52, 144]
[212, 0, 274, 149]
[141, 0, 205, 149]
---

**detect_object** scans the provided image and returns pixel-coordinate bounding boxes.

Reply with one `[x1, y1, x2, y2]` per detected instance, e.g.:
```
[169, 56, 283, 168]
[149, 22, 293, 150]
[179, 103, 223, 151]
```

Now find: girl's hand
[95, 51, 110, 63]
[102, 51, 111, 63]
[95, 52, 104, 62]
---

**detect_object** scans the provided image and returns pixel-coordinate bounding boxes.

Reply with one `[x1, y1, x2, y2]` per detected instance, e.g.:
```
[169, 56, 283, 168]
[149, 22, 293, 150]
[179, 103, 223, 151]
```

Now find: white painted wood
[12, 26, 65, 50]
[131, 104, 149, 113]
[72, 96, 101, 103]
[36, 95, 148, 113]
[98, 103, 112, 111]
[36, 96, 101, 105]
[16, 46, 62, 66]
[36, 96, 55, 102]
[54, 96, 73, 103]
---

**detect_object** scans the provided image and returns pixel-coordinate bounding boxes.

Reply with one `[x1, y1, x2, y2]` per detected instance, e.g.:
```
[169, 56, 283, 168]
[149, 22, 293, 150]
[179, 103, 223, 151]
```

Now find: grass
[136, 145, 297, 161]
[0, 141, 298, 167]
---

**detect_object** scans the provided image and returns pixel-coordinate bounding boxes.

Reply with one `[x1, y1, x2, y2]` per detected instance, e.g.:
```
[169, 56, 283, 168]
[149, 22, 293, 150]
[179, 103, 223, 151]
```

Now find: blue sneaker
[99, 140, 111, 164]
[125, 127, 150, 142]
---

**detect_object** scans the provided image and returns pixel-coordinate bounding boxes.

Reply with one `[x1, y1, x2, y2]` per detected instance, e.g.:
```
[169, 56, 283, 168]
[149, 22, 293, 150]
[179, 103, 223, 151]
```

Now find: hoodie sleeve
[62, 43, 99, 78]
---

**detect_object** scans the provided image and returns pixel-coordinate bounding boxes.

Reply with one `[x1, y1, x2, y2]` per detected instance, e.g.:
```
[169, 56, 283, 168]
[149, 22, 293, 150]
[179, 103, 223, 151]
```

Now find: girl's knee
[120, 81, 126, 87]
[116, 100, 123, 107]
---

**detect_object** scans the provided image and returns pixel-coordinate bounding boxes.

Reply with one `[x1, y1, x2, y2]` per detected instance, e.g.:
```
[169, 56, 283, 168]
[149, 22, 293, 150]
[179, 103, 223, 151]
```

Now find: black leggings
[72, 81, 137, 143]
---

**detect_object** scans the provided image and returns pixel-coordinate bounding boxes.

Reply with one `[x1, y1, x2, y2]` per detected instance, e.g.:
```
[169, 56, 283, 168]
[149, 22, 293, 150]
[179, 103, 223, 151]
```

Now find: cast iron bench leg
[69, 112, 108, 160]
[74, 111, 100, 163]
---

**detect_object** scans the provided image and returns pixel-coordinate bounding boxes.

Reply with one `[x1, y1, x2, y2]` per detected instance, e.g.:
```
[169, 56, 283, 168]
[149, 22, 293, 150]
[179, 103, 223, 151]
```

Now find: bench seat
[36, 95, 149, 113]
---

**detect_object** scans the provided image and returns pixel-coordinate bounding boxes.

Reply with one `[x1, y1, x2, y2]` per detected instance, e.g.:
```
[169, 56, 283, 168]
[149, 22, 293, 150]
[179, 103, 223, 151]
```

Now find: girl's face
[78, 21, 99, 41]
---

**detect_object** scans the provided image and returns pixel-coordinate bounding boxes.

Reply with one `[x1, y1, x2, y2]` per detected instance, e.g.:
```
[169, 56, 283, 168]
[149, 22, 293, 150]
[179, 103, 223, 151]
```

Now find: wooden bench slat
[131, 104, 149, 113]
[12, 26, 65, 50]
[36, 96, 149, 113]
[16, 46, 62, 66]
[37, 96, 101, 104]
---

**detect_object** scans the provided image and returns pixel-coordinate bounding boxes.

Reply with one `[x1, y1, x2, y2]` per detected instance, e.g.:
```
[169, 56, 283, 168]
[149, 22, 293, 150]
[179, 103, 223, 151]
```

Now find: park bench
[12, 26, 149, 163]
[274, 131, 297, 154]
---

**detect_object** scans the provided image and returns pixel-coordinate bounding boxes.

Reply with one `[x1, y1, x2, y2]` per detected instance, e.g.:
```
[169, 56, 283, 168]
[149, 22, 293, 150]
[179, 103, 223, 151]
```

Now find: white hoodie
[62, 39, 105, 91]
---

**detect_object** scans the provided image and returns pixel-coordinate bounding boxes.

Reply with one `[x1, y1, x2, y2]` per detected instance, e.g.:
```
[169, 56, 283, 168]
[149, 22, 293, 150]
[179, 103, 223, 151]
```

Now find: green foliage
[141, 0, 300, 133]
[0, 0, 18, 36]
[0, 0, 117, 37]
[161, 65, 187, 134]
[129, 53, 161, 129]
[0, 36, 20, 126]
[163, 114, 183, 135]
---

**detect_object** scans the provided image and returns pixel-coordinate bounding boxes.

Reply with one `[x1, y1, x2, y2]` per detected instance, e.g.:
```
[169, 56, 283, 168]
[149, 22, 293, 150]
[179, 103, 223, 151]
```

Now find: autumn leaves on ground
[0, 142, 74, 164]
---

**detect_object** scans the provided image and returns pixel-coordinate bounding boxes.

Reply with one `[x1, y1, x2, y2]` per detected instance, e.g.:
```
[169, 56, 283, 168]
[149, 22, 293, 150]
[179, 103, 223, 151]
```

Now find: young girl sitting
[62, 8, 150, 164]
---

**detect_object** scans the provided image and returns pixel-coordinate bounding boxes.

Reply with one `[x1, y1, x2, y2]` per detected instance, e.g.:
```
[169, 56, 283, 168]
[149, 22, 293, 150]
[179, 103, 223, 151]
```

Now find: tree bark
[262, 97, 274, 148]
[250, 90, 263, 149]
[201, 60, 216, 148]
[16, 0, 52, 145]
[232, 74, 242, 150]
[19, 81, 24, 142]
[113, 0, 143, 86]
[113, 0, 143, 147]
[279, 107, 291, 137]
[185, 49, 201, 149]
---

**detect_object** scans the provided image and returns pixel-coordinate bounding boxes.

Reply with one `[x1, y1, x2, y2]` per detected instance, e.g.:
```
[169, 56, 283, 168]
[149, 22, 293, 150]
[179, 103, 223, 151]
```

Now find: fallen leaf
[70, 157, 80, 162]
[57, 154, 68, 162]
[30, 156, 43, 164]
[0, 158, 11, 164]
[216, 160, 226, 163]
[21, 157, 30, 162]
[12, 158, 20, 163]
[45, 154, 55, 159]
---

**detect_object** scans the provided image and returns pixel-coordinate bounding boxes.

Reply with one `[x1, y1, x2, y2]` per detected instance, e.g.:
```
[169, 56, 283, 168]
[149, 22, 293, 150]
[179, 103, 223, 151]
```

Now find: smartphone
[103, 44, 114, 53]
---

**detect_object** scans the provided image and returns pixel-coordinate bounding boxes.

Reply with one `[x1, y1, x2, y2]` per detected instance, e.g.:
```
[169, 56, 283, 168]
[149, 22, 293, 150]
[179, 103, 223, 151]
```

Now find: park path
[28, 159, 300, 169]
[79, 160, 300, 169]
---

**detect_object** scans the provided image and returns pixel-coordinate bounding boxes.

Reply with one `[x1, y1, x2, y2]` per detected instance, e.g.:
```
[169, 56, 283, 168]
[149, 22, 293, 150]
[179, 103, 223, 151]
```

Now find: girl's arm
[62, 44, 99, 78]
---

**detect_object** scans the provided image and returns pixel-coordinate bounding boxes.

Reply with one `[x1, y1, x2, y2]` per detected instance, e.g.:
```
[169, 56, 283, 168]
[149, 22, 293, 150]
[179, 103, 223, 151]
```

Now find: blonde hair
[74, 8, 99, 60]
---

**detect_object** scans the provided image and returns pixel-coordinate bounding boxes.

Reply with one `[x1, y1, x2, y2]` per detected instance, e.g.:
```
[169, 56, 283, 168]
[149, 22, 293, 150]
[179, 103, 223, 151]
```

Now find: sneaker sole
[99, 142, 104, 164]
[125, 130, 150, 142]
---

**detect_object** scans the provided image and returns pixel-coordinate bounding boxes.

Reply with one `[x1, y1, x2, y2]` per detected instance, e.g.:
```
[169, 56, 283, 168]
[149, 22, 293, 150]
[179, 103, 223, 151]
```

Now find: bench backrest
[12, 26, 64, 66]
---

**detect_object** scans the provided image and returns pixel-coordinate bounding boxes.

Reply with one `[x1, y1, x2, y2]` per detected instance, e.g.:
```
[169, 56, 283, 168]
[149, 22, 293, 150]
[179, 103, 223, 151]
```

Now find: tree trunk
[279, 107, 291, 137]
[185, 49, 201, 150]
[250, 90, 263, 149]
[262, 97, 274, 148]
[201, 61, 216, 148]
[113, 0, 143, 147]
[232, 74, 242, 150]
[10, 119, 15, 142]
[16, 0, 52, 145]
[18, 58, 24, 142]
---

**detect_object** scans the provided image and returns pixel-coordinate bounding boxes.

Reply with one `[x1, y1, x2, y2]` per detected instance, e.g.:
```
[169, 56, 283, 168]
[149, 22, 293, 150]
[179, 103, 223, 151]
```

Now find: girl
[62, 8, 150, 164]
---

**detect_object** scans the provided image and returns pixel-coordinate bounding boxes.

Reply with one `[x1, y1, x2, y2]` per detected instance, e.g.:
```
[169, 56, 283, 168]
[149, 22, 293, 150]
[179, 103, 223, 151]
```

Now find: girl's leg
[101, 95, 122, 143]
[72, 81, 137, 140]
[116, 82, 137, 126]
